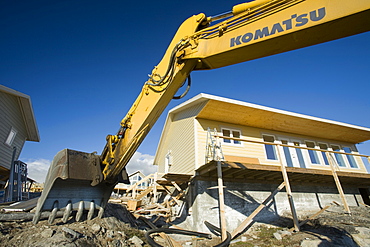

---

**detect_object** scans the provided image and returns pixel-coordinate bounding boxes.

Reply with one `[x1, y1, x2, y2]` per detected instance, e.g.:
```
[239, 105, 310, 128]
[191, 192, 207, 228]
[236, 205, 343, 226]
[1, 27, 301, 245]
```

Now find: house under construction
[152, 93, 370, 236]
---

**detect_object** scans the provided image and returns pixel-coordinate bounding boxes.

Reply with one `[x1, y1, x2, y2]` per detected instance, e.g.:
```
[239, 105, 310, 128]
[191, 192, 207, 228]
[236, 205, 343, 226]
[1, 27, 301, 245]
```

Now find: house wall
[177, 179, 365, 233]
[0, 91, 27, 170]
[155, 102, 207, 175]
[196, 118, 368, 173]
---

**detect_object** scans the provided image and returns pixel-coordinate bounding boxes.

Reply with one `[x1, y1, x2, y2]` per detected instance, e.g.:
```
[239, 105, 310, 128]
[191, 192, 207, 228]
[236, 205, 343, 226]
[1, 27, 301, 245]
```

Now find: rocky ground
[1, 202, 370, 247]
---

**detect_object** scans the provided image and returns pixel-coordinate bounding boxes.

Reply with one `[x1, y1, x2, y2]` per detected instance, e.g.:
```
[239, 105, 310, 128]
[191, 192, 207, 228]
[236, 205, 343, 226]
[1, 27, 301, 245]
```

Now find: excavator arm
[33, 0, 370, 224]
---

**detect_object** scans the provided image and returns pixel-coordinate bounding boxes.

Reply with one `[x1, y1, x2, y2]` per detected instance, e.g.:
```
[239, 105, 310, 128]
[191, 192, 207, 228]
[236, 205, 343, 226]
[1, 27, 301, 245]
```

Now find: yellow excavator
[33, 0, 370, 224]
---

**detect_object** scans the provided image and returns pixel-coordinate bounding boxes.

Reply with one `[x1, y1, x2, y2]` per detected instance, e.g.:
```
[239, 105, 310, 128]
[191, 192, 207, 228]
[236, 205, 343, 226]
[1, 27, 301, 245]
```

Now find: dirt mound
[0, 203, 148, 247]
[1, 203, 370, 247]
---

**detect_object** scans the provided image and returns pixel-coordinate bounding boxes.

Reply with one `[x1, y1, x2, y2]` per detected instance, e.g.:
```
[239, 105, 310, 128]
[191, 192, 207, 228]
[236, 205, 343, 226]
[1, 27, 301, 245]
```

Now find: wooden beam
[289, 205, 330, 232]
[231, 181, 285, 238]
[217, 160, 227, 241]
[136, 187, 153, 200]
[276, 147, 300, 232]
[171, 181, 182, 192]
[326, 152, 351, 214]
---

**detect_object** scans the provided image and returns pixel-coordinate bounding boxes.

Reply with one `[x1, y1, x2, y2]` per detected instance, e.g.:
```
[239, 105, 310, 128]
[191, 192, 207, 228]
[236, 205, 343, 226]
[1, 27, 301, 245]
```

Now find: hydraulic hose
[204, 221, 232, 247]
[143, 219, 232, 247]
[173, 75, 191, 99]
[145, 228, 212, 247]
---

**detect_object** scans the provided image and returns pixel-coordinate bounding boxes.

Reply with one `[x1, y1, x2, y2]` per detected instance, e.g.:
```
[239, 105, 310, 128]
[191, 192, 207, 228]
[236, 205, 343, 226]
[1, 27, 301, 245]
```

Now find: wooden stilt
[217, 160, 227, 241]
[276, 147, 300, 232]
[231, 181, 285, 238]
[326, 152, 351, 214]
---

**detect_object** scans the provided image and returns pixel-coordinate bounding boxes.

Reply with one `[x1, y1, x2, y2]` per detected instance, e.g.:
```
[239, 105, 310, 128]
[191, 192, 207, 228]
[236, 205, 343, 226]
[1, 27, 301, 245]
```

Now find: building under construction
[150, 93, 370, 237]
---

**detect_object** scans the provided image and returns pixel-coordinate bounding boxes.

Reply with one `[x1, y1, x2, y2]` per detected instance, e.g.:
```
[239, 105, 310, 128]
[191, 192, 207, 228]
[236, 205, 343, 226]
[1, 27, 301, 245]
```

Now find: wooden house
[153, 93, 370, 233]
[0, 85, 40, 188]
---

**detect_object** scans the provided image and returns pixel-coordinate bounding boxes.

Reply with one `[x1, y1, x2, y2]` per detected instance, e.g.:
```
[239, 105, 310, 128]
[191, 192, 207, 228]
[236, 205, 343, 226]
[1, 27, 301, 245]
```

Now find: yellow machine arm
[33, 0, 370, 224]
[99, 0, 370, 182]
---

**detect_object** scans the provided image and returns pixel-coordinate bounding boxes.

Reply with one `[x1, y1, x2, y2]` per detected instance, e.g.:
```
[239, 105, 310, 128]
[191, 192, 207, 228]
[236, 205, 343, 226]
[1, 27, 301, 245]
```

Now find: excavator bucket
[32, 149, 116, 224]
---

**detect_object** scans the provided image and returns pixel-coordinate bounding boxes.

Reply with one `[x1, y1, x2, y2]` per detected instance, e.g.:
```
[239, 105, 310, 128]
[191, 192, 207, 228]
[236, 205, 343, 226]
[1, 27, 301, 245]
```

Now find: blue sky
[1, 1, 369, 182]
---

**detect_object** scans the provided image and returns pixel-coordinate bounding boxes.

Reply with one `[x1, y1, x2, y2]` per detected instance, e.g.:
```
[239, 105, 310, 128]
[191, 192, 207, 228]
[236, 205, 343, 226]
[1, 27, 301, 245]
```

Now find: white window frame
[291, 139, 308, 168]
[317, 142, 330, 166]
[221, 127, 242, 146]
[342, 146, 359, 169]
[5, 128, 17, 146]
[305, 140, 321, 166]
[330, 144, 347, 168]
[262, 134, 278, 161]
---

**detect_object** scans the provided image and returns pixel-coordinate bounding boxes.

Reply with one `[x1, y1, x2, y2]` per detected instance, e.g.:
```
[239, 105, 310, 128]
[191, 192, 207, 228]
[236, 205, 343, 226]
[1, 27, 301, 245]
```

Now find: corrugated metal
[0, 91, 27, 169]
[156, 101, 207, 175]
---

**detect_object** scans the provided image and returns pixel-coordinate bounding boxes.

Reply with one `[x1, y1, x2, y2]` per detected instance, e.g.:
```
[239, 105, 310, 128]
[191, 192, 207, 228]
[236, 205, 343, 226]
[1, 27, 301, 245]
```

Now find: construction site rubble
[1, 173, 370, 246]
[1, 199, 370, 246]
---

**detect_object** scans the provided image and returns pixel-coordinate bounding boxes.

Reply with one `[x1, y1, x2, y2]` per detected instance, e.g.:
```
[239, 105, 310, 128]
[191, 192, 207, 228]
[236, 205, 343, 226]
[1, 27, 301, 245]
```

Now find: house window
[5, 128, 17, 146]
[318, 143, 330, 165]
[293, 141, 306, 168]
[331, 145, 346, 167]
[281, 140, 293, 167]
[222, 128, 241, 145]
[343, 147, 358, 168]
[306, 141, 319, 164]
[263, 135, 277, 160]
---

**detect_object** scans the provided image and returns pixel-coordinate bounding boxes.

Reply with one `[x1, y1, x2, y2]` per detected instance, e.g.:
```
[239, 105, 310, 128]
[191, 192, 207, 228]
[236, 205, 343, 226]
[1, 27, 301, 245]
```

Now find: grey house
[0, 85, 40, 188]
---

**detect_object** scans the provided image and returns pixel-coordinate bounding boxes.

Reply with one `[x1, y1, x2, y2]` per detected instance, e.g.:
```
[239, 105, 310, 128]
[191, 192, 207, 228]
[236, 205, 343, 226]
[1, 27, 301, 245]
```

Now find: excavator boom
[33, 0, 370, 224]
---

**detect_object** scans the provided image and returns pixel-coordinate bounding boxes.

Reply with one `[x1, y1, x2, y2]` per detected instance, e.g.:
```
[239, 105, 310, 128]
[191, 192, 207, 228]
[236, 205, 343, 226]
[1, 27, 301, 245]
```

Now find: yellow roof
[170, 93, 370, 143]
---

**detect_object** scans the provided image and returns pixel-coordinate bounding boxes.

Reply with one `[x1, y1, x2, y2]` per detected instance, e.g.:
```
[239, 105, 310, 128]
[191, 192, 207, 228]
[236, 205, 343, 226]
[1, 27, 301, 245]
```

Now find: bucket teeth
[33, 210, 41, 224]
[32, 149, 116, 224]
[48, 201, 59, 224]
[62, 202, 72, 223]
[98, 206, 105, 219]
[76, 201, 84, 222]
[87, 201, 95, 220]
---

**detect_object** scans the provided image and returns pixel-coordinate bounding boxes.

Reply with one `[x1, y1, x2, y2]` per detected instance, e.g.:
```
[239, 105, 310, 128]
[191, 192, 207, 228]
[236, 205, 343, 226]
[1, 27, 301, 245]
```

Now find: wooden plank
[224, 155, 260, 164]
[126, 173, 154, 192]
[136, 187, 153, 200]
[326, 152, 351, 214]
[276, 147, 300, 232]
[217, 160, 227, 241]
[298, 205, 330, 227]
[231, 182, 285, 238]
[171, 181, 182, 192]
[127, 199, 142, 211]
[289, 205, 331, 232]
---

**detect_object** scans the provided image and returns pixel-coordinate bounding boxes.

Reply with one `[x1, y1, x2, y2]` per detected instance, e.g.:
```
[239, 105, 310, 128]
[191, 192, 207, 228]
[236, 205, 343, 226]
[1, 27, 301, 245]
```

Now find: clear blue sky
[1, 1, 369, 181]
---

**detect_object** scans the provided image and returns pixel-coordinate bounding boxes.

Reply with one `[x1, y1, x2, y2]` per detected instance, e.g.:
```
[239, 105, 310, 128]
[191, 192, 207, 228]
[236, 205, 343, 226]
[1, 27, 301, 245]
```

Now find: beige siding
[196, 118, 267, 167]
[195, 118, 368, 173]
[156, 102, 207, 175]
[0, 91, 27, 169]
